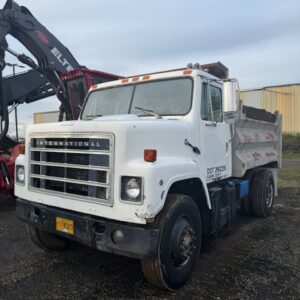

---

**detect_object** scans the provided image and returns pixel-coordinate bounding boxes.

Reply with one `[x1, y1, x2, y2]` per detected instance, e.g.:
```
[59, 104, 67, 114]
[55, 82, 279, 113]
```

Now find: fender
[146, 159, 212, 218]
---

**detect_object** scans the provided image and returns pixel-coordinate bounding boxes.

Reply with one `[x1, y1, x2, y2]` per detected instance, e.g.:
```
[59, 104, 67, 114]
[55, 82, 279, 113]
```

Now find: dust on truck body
[15, 63, 282, 290]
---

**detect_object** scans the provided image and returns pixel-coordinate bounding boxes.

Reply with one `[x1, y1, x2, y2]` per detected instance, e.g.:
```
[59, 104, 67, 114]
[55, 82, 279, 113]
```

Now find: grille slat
[30, 161, 109, 171]
[30, 174, 109, 187]
[31, 151, 110, 167]
[29, 136, 114, 205]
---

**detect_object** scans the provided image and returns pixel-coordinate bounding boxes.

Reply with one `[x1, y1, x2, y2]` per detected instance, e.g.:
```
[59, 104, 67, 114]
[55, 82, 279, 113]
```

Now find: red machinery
[0, 0, 120, 195]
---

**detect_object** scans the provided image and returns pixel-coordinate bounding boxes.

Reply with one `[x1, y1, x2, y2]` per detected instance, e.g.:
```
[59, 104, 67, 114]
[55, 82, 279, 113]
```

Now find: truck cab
[15, 64, 282, 290]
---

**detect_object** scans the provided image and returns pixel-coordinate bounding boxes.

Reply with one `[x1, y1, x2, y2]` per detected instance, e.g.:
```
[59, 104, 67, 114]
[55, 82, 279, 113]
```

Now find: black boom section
[2, 70, 55, 106]
[0, 0, 83, 147]
[0, 0, 81, 116]
[0, 0, 81, 75]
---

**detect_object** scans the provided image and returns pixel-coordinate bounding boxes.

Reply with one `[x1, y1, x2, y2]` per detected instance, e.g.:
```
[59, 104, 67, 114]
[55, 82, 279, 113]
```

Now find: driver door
[199, 82, 231, 182]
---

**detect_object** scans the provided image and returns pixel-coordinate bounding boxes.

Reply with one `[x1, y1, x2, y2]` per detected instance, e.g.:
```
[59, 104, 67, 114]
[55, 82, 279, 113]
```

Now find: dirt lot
[0, 168, 299, 300]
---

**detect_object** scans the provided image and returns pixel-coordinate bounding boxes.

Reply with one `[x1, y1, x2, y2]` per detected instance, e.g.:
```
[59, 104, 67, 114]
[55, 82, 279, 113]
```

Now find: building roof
[241, 82, 300, 92]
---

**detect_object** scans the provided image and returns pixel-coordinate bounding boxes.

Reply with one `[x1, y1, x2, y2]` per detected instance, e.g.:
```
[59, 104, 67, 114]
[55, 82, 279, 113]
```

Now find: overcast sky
[2, 0, 300, 125]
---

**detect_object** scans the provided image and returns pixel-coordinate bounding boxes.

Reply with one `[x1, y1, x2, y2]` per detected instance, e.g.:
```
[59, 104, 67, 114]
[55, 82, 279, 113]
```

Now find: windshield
[81, 78, 193, 120]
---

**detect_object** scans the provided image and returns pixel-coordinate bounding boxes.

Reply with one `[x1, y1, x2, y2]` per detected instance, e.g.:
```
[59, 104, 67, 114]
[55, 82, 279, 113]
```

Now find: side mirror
[223, 80, 239, 112]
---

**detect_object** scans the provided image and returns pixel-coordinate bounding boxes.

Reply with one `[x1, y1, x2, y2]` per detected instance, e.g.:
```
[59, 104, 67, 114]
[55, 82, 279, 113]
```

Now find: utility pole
[6, 63, 25, 142]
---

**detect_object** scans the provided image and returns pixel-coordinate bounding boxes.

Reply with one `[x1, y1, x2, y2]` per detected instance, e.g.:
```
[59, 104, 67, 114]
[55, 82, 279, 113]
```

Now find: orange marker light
[121, 79, 129, 83]
[144, 149, 157, 162]
[18, 144, 25, 154]
[91, 85, 98, 90]
[183, 70, 192, 75]
[143, 75, 150, 80]
[132, 77, 140, 82]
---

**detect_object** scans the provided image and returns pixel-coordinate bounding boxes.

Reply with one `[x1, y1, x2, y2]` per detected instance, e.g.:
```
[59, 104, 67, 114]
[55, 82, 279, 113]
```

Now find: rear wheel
[250, 169, 274, 217]
[141, 194, 202, 290]
[27, 224, 68, 252]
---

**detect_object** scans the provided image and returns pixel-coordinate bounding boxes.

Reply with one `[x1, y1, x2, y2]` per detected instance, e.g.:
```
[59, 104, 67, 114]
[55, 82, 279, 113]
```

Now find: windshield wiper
[85, 114, 103, 119]
[134, 106, 161, 118]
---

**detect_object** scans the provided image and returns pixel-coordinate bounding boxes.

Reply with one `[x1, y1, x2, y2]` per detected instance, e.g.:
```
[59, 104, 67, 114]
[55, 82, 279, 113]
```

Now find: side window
[210, 85, 223, 122]
[201, 83, 212, 121]
[201, 83, 223, 122]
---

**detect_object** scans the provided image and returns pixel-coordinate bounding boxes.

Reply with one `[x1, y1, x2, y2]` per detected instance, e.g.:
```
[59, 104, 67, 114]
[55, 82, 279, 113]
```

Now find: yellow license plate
[56, 217, 74, 235]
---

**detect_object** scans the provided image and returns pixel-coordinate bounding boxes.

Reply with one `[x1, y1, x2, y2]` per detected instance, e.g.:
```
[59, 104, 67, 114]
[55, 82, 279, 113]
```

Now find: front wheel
[27, 224, 68, 252]
[141, 194, 202, 290]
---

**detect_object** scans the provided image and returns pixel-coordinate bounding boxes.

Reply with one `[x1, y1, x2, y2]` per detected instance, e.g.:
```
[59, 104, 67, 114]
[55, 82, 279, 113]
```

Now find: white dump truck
[15, 62, 282, 290]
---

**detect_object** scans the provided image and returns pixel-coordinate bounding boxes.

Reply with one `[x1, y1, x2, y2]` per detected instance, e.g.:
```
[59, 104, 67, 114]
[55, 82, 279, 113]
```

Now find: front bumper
[16, 198, 159, 259]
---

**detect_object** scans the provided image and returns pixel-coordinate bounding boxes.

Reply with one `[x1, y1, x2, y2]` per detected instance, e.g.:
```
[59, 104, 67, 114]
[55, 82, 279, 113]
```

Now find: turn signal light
[144, 149, 157, 162]
[183, 70, 192, 75]
[143, 75, 150, 80]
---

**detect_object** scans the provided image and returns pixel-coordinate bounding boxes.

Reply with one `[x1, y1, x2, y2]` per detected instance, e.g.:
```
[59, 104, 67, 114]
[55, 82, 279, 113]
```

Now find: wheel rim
[266, 180, 274, 208]
[169, 216, 197, 269]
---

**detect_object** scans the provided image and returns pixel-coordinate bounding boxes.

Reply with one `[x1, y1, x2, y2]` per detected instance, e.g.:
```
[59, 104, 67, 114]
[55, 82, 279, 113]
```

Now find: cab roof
[89, 66, 221, 92]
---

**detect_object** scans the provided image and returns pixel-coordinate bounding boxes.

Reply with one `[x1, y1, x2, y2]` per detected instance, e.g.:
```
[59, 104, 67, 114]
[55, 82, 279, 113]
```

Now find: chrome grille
[29, 135, 114, 206]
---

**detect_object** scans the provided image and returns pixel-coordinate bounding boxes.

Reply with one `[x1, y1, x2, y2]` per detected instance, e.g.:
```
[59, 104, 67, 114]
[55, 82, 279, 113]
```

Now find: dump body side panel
[227, 101, 282, 178]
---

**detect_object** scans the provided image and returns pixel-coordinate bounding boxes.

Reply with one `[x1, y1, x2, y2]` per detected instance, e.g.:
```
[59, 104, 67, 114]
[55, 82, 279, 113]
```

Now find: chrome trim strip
[30, 148, 111, 155]
[29, 187, 111, 205]
[30, 161, 110, 171]
[30, 174, 109, 187]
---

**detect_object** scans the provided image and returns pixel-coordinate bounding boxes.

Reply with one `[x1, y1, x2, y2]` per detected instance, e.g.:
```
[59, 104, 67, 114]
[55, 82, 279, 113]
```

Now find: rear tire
[250, 169, 274, 217]
[141, 194, 202, 290]
[27, 224, 68, 252]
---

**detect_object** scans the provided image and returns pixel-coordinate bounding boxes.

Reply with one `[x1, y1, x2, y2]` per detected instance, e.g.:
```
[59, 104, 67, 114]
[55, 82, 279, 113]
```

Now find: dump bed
[226, 101, 282, 178]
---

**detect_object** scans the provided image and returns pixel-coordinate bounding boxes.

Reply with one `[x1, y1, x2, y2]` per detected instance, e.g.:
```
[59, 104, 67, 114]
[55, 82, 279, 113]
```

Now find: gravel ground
[0, 187, 299, 300]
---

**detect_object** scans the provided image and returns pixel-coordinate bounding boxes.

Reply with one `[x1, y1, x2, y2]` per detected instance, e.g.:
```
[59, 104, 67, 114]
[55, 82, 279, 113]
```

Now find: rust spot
[265, 151, 275, 157]
[252, 152, 261, 161]
[265, 132, 275, 141]
[242, 133, 252, 143]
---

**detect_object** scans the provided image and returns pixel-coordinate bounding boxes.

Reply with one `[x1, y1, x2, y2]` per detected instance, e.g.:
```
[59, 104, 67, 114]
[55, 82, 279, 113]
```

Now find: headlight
[125, 179, 140, 198]
[121, 176, 143, 202]
[16, 165, 25, 184]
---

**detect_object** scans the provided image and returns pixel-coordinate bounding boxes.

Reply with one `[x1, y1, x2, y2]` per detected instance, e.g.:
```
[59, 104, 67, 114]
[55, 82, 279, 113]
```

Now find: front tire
[141, 194, 202, 290]
[27, 224, 68, 252]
